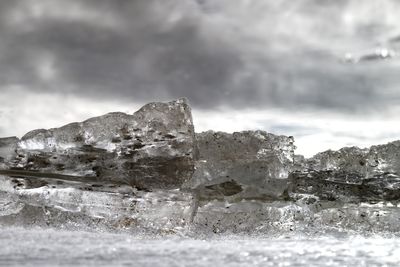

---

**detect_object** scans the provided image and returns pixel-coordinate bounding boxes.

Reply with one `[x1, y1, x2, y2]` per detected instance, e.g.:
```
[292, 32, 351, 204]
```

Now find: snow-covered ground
[1, 227, 399, 267]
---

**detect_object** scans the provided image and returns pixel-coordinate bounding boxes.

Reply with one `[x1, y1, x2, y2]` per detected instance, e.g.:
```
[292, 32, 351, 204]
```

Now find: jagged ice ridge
[0, 98, 400, 235]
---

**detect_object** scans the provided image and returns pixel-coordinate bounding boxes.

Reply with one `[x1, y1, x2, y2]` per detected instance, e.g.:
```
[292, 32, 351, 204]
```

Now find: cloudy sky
[0, 0, 400, 157]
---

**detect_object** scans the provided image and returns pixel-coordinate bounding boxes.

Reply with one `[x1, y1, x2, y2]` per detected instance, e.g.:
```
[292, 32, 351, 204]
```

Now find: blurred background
[1, 0, 400, 157]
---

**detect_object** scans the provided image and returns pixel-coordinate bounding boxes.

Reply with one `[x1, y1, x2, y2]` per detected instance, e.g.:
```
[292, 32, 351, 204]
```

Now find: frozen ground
[1, 227, 399, 267]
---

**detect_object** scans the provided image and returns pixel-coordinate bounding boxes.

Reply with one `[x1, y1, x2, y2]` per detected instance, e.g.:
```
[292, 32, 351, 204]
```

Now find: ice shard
[185, 131, 295, 200]
[0, 174, 193, 232]
[0, 98, 196, 190]
[289, 141, 400, 202]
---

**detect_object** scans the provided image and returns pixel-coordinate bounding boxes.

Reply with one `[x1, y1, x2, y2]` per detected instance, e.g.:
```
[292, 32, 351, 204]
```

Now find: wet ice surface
[1, 227, 400, 267]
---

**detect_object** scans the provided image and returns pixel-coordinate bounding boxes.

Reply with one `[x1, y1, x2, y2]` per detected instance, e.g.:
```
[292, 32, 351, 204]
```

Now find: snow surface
[0, 227, 399, 267]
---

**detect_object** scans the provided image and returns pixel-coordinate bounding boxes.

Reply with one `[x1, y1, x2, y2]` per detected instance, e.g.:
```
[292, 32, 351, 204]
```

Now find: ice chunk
[290, 141, 400, 202]
[307, 141, 400, 176]
[0, 175, 193, 232]
[186, 130, 295, 200]
[2, 98, 400, 234]
[2, 98, 196, 190]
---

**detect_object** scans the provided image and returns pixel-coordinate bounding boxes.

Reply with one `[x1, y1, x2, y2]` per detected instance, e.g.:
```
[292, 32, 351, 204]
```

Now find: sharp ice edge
[1, 99, 400, 235]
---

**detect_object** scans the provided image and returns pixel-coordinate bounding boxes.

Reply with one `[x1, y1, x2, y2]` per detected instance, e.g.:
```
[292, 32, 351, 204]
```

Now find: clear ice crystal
[186, 130, 295, 201]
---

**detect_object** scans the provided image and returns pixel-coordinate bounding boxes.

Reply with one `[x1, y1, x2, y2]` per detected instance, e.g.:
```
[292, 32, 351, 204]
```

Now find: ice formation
[1, 98, 400, 235]
[186, 131, 295, 201]
[0, 98, 196, 190]
[290, 143, 400, 203]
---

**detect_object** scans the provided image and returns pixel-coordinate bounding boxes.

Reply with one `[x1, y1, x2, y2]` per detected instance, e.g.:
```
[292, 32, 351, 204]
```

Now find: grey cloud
[0, 0, 399, 113]
[0, 0, 244, 107]
[267, 124, 318, 138]
[333, 130, 400, 143]
[0, 111, 3, 135]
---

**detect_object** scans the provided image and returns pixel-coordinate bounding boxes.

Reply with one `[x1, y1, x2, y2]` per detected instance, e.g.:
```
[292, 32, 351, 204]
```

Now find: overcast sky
[0, 0, 400, 157]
